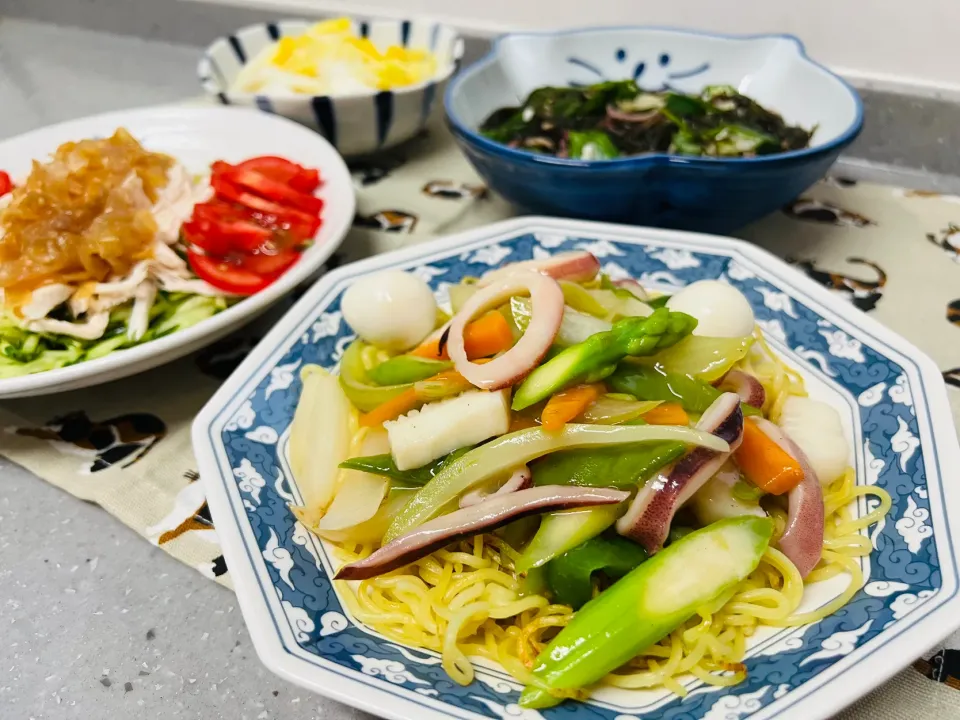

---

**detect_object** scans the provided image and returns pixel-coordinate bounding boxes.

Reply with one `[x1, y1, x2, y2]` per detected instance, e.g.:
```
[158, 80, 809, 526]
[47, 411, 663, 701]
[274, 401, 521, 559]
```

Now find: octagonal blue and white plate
[193, 217, 960, 720]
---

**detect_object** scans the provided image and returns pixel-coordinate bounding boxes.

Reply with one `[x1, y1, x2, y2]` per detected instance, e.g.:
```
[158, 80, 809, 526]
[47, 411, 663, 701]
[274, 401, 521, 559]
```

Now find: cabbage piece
[642, 334, 753, 382]
[289, 365, 358, 513]
[511, 296, 611, 347]
[339, 340, 412, 412]
[578, 397, 662, 424]
[448, 283, 479, 314]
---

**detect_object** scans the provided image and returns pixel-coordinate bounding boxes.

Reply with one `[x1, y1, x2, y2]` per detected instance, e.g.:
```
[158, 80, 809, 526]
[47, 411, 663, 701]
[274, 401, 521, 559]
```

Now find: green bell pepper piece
[667, 525, 694, 545]
[520, 516, 773, 708]
[338, 340, 412, 412]
[609, 364, 761, 416]
[670, 127, 704, 156]
[367, 355, 452, 385]
[546, 535, 647, 609]
[646, 295, 670, 309]
[512, 308, 697, 410]
[568, 131, 620, 160]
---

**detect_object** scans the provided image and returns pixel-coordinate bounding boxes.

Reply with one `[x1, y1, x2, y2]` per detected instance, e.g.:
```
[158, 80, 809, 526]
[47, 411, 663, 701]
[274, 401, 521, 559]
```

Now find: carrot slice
[409, 331, 446, 360]
[463, 311, 514, 359]
[642, 402, 690, 426]
[734, 417, 806, 495]
[410, 312, 513, 360]
[359, 387, 419, 427]
[541, 384, 605, 432]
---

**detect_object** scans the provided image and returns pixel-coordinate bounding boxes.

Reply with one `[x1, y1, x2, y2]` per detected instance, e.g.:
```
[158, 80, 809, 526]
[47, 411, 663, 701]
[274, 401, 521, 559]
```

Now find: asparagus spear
[520, 516, 773, 708]
[511, 308, 697, 410]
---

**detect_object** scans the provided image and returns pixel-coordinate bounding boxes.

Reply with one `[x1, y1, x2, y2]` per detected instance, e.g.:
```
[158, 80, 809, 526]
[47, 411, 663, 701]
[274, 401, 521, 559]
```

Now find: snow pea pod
[338, 446, 472, 487]
[531, 441, 686, 491]
[609, 364, 761, 416]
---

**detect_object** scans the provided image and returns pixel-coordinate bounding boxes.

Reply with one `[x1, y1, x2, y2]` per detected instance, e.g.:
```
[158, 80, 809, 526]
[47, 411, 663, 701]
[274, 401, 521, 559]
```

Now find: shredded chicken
[127, 281, 157, 341]
[25, 312, 110, 341]
[19, 283, 74, 320]
[92, 261, 151, 296]
[152, 269, 226, 297]
[151, 165, 211, 244]
[151, 240, 191, 274]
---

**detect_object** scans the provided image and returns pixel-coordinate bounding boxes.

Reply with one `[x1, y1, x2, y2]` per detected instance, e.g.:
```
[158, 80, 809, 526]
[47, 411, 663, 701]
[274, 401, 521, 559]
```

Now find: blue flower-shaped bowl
[445, 28, 863, 234]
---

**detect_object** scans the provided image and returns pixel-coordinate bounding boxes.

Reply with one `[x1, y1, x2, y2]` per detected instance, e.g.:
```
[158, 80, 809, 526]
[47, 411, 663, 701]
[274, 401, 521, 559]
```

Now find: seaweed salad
[479, 80, 814, 160]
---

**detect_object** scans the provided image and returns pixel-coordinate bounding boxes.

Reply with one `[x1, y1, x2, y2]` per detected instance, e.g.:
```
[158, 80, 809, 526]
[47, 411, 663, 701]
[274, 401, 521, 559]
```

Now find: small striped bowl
[199, 19, 463, 157]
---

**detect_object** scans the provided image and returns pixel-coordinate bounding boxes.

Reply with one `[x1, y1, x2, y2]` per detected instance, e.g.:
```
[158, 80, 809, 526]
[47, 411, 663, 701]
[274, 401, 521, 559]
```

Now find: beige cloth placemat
[1, 122, 958, 717]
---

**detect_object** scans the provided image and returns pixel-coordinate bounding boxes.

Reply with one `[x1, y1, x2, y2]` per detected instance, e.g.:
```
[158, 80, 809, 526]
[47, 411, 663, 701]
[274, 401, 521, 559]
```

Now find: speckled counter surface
[1, 462, 375, 720]
[0, 14, 957, 720]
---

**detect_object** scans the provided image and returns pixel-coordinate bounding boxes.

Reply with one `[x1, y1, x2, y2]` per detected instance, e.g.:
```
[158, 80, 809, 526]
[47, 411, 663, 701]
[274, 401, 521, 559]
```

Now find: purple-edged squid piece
[616, 392, 744, 554]
[753, 418, 825, 578]
[720, 369, 766, 409]
[335, 485, 629, 581]
[459, 466, 533, 508]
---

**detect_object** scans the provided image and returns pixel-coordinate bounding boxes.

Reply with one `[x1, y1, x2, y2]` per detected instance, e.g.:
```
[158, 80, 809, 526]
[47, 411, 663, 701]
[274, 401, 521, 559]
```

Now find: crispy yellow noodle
[326, 326, 891, 694]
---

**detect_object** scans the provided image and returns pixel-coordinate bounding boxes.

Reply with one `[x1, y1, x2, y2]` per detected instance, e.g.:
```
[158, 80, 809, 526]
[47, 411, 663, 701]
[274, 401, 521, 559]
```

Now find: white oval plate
[0, 105, 355, 398]
[193, 216, 960, 720]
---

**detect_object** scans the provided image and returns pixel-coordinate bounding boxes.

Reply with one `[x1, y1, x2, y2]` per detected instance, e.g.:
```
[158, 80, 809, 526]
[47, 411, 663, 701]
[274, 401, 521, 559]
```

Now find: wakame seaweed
[479, 81, 814, 159]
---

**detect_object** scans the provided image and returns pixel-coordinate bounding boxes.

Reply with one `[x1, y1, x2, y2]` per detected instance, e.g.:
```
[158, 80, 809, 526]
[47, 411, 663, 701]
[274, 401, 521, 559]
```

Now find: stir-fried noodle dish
[289, 251, 890, 709]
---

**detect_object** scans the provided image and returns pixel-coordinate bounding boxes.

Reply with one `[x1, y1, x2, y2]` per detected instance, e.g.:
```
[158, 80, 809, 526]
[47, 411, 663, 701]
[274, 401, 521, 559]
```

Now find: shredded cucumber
[0, 292, 230, 378]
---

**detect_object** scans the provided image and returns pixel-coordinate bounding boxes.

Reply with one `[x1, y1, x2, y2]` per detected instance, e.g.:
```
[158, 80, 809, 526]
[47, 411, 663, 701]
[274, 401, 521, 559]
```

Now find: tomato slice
[222, 167, 324, 215]
[195, 198, 319, 241]
[210, 160, 233, 179]
[188, 250, 273, 296]
[240, 247, 300, 276]
[0, 171, 12, 196]
[211, 175, 319, 226]
[193, 200, 245, 224]
[187, 202, 277, 252]
[236, 156, 321, 193]
[182, 218, 234, 255]
[255, 211, 321, 239]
